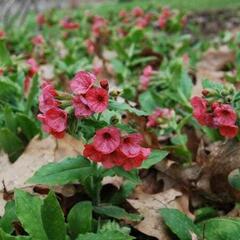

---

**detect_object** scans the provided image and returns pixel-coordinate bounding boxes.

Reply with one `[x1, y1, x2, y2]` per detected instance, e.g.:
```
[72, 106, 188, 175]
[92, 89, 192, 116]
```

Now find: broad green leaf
[41, 192, 66, 240]
[179, 70, 192, 99]
[16, 113, 39, 141]
[0, 79, 20, 99]
[0, 40, 12, 66]
[0, 201, 17, 234]
[199, 218, 240, 240]
[3, 107, 17, 134]
[76, 230, 134, 240]
[0, 128, 24, 162]
[28, 156, 94, 185]
[141, 150, 168, 169]
[15, 190, 48, 240]
[0, 229, 31, 240]
[228, 169, 240, 190]
[111, 168, 140, 184]
[160, 208, 201, 240]
[109, 100, 147, 116]
[139, 91, 157, 113]
[25, 75, 39, 113]
[94, 205, 142, 222]
[67, 201, 92, 238]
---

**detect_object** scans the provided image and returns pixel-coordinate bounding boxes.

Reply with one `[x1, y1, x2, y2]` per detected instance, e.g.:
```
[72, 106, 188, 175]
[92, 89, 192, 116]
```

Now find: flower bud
[100, 79, 109, 91]
[202, 89, 209, 96]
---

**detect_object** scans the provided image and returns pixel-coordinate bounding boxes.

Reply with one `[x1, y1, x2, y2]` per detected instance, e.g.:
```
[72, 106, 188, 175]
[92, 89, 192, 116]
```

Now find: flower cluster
[32, 34, 44, 46]
[91, 16, 107, 37]
[147, 108, 174, 128]
[70, 71, 109, 118]
[140, 65, 154, 90]
[60, 19, 80, 30]
[37, 71, 109, 138]
[83, 127, 151, 171]
[158, 7, 171, 29]
[191, 96, 238, 138]
[38, 82, 68, 138]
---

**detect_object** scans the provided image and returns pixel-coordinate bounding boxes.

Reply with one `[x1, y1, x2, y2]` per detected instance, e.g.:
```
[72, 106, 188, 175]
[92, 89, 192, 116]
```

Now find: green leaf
[67, 201, 92, 238]
[179, 70, 192, 99]
[228, 169, 240, 190]
[15, 190, 48, 240]
[0, 201, 17, 234]
[76, 230, 134, 240]
[94, 205, 142, 222]
[202, 79, 223, 92]
[0, 40, 12, 66]
[41, 191, 66, 240]
[109, 100, 147, 116]
[111, 168, 140, 184]
[139, 91, 157, 113]
[160, 208, 201, 240]
[28, 156, 94, 185]
[0, 229, 31, 240]
[25, 75, 39, 113]
[199, 218, 240, 240]
[16, 113, 39, 141]
[141, 150, 168, 169]
[0, 128, 24, 162]
[3, 107, 17, 134]
[0, 78, 20, 99]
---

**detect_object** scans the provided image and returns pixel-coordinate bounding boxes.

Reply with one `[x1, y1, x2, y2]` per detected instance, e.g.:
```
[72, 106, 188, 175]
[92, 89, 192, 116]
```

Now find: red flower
[132, 7, 144, 17]
[72, 95, 93, 118]
[119, 133, 143, 157]
[119, 10, 127, 18]
[85, 87, 108, 113]
[162, 7, 171, 19]
[91, 16, 107, 37]
[60, 19, 80, 30]
[26, 58, 38, 77]
[36, 14, 46, 26]
[191, 96, 209, 126]
[219, 124, 238, 138]
[83, 144, 103, 162]
[39, 82, 58, 113]
[32, 34, 44, 46]
[70, 71, 96, 95]
[136, 17, 149, 28]
[213, 104, 237, 126]
[0, 30, 5, 39]
[93, 127, 121, 154]
[140, 75, 150, 90]
[38, 107, 67, 138]
[158, 16, 167, 29]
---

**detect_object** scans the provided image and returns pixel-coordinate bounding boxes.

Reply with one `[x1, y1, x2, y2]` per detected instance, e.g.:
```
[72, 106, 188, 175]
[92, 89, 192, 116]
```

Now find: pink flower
[85, 87, 108, 113]
[119, 133, 143, 157]
[72, 95, 93, 118]
[36, 14, 46, 26]
[162, 7, 171, 19]
[70, 71, 96, 95]
[32, 34, 44, 46]
[85, 39, 95, 55]
[38, 107, 67, 138]
[132, 7, 144, 17]
[60, 19, 80, 30]
[182, 54, 189, 65]
[92, 16, 107, 37]
[219, 124, 238, 138]
[136, 17, 149, 28]
[0, 30, 5, 39]
[213, 104, 237, 126]
[93, 127, 121, 154]
[158, 16, 167, 29]
[147, 108, 174, 128]
[83, 144, 104, 162]
[140, 75, 150, 90]
[39, 82, 58, 113]
[119, 10, 127, 18]
[26, 58, 38, 77]
[143, 65, 153, 77]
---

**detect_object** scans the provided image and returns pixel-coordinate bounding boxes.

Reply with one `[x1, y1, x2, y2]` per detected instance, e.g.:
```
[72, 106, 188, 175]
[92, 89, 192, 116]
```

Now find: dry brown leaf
[102, 176, 123, 189]
[127, 188, 190, 240]
[0, 134, 84, 214]
[192, 46, 235, 96]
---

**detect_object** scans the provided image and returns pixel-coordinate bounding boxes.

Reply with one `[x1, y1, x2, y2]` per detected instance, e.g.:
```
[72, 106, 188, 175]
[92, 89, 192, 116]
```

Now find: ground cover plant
[1, 1, 240, 239]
